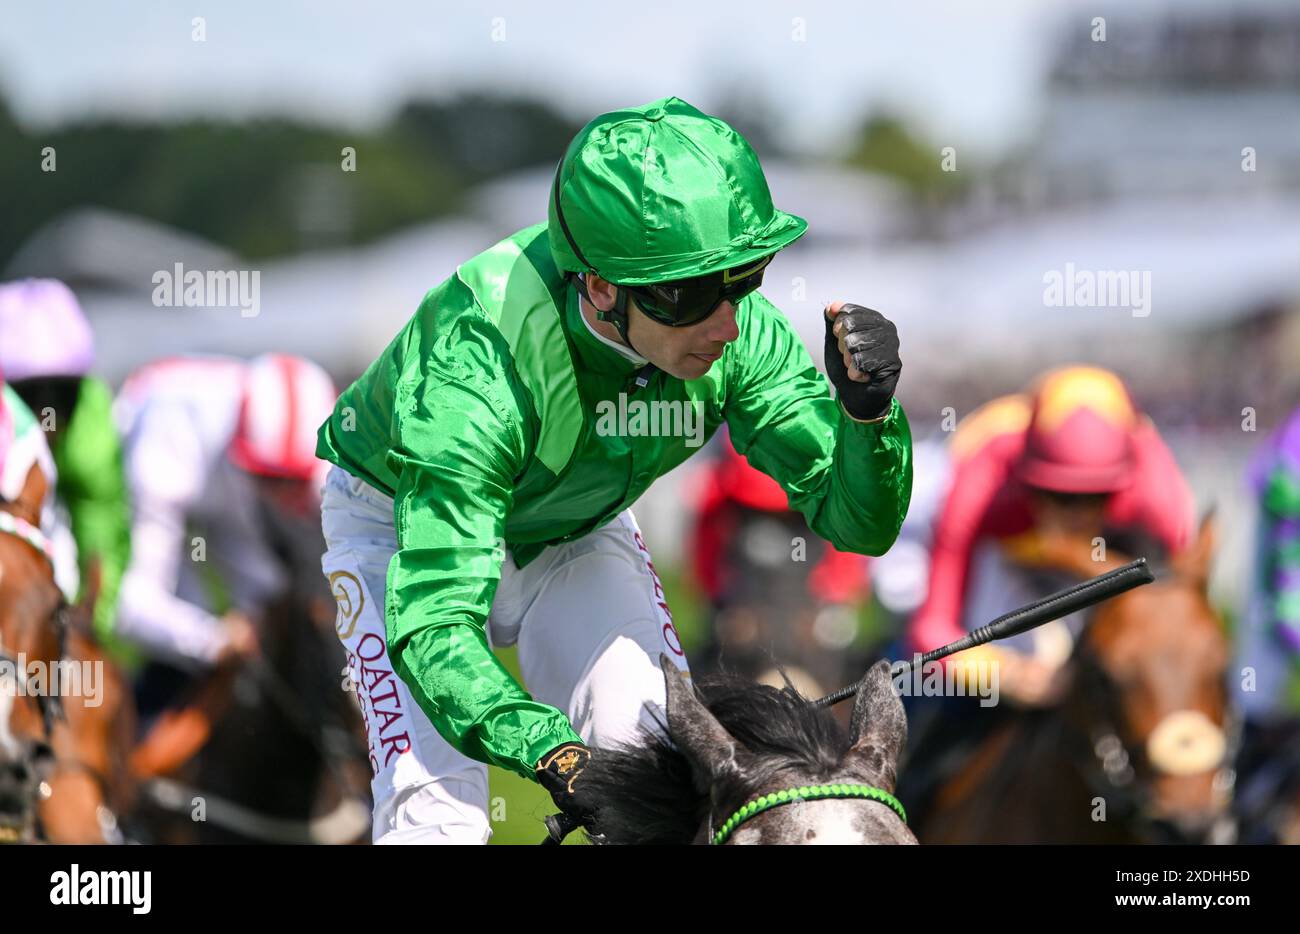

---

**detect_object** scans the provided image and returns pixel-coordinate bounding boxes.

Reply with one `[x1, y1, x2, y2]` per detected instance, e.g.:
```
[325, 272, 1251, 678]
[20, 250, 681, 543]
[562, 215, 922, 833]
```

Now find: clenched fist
[824, 301, 901, 421]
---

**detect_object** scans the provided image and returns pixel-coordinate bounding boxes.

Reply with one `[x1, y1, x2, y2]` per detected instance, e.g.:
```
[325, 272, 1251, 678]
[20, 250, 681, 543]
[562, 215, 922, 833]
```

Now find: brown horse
[127, 482, 371, 844]
[37, 574, 137, 844]
[0, 467, 62, 842]
[0, 467, 136, 843]
[914, 517, 1235, 844]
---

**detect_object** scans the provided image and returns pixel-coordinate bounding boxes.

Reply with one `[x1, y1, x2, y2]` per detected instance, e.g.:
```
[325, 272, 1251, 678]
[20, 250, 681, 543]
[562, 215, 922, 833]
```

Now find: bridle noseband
[711, 783, 907, 845]
[1068, 647, 1241, 839]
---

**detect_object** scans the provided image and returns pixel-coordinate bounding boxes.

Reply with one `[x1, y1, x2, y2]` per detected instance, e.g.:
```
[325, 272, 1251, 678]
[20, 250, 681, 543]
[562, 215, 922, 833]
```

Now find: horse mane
[581, 670, 849, 845]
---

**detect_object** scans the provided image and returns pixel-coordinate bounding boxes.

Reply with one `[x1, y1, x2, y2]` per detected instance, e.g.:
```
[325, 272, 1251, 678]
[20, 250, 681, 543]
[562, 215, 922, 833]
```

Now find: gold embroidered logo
[329, 570, 364, 639]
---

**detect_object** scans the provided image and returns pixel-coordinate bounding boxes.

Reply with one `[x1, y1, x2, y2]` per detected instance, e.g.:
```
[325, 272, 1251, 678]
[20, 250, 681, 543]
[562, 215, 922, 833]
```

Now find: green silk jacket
[317, 223, 913, 778]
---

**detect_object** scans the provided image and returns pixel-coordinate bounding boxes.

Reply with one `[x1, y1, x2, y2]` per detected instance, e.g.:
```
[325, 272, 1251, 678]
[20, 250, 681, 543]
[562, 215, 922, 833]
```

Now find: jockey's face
[10, 377, 80, 445]
[582, 275, 741, 380]
[1030, 489, 1109, 536]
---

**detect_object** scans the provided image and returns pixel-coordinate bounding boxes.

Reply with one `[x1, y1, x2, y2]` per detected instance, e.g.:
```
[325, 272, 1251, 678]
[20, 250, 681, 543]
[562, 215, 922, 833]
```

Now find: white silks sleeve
[116, 401, 229, 668]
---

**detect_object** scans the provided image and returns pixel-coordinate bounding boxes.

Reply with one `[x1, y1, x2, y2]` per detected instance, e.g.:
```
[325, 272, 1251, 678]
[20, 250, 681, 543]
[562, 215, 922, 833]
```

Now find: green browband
[711, 783, 907, 845]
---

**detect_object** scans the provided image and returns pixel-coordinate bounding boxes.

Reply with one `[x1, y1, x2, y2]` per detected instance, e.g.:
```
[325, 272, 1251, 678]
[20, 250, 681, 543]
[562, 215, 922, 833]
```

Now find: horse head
[1067, 514, 1236, 843]
[661, 656, 915, 845]
[0, 470, 64, 841]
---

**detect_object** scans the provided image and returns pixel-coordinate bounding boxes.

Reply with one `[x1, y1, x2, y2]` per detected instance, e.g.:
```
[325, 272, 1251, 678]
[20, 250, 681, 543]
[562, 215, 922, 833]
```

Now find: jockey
[906, 365, 1195, 706]
[1241, 403, 1300, 723]
[114, 354, 336, 705]
[1232, 403, 1300, 842]
[0, 376, 61, 578]
[316, 96, 914, 844]
[0, 278, 131, 655]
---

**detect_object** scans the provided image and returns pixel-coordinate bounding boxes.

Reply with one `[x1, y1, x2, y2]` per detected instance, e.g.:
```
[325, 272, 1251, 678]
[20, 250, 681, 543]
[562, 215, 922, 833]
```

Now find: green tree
[0, 92, 579, 269]
[845, 114, 967, 203]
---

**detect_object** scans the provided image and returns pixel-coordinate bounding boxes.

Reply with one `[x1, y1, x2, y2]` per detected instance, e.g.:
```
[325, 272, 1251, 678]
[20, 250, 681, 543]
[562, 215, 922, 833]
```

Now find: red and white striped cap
[229, 353, 337, 481]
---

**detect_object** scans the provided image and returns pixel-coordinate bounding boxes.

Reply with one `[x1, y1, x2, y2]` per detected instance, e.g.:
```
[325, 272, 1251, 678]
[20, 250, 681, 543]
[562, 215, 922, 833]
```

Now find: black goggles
[620, 255, 772, 327]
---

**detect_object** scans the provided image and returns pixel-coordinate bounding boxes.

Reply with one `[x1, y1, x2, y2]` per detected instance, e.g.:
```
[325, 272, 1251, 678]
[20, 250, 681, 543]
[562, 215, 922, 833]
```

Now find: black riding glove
[824, 303, 901, 421]
[536, 742, 598, 831]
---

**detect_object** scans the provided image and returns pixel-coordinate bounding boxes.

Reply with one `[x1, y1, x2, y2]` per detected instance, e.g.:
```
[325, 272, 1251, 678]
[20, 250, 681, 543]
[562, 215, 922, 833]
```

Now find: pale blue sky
[0, 0, 1094, 156]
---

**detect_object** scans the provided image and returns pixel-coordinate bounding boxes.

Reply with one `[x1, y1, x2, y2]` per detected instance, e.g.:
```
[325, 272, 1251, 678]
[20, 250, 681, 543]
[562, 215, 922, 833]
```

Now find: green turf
[485, 564, 708, 844]
[485, 646, 585, 844]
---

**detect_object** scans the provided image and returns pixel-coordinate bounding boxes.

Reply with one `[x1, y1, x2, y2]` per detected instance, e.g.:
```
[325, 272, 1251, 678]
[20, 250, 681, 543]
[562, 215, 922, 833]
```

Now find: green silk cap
[548, 96, 808, 286]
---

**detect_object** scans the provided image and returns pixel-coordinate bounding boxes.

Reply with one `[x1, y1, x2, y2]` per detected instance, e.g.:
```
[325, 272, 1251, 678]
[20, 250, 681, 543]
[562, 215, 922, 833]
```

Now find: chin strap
[570, 274, 659, 392]
[572, 273, 640, 356]
[597, 291, 636, 353]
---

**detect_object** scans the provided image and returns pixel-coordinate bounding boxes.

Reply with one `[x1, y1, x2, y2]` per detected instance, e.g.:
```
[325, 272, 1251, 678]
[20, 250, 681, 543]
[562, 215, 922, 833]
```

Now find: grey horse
[581, 656, 915, 845]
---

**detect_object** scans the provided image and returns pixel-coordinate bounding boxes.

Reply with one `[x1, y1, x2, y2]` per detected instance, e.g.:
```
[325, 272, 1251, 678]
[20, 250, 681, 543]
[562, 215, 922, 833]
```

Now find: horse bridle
[1068, 647, 1241, 838]
[709, 783, 907, 845]
[706, 562, 1154, 845]
[0, 513, 71, 843]
[535, 561, 1157, 845]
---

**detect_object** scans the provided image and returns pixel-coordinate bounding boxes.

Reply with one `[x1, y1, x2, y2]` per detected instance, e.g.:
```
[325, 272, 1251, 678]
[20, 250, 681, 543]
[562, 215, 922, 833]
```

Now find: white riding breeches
[319, 466, 690, 844]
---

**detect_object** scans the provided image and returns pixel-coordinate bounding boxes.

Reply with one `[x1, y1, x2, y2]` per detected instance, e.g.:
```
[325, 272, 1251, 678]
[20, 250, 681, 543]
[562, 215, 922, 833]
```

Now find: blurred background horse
[128, 480, 371, 844]
[912, 520, 1237, 843]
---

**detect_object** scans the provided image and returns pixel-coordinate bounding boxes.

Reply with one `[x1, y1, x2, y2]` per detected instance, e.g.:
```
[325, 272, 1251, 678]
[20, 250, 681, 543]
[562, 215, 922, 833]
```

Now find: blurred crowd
[2, 263, 1298, 844]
